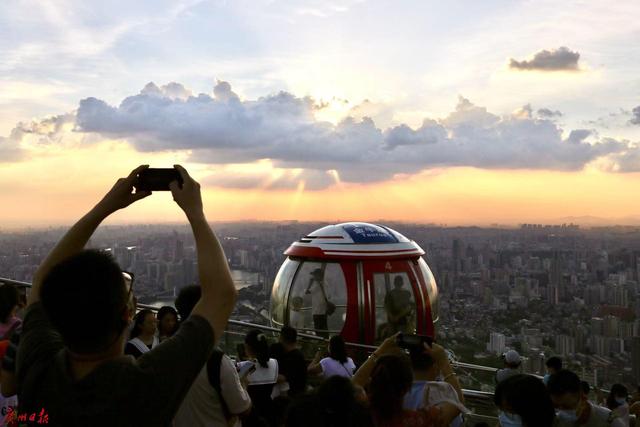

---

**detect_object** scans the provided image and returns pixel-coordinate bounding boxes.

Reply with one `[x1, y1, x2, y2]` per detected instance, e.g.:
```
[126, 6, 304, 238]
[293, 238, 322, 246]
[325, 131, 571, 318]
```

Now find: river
[142, 269, 261, 308]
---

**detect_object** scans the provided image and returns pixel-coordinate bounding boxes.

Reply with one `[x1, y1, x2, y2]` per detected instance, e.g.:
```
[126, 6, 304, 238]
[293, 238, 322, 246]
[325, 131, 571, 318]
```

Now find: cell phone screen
[237, 361, 256, 378]
[136, 168, 183, 191]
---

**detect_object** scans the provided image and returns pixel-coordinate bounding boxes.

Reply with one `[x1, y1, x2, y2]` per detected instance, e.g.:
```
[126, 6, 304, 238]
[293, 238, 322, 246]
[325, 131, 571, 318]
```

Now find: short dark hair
[175, 285, 201, 319]
[245, 329, 270, 368]
[370, 354, 413, 422]
[607, 384, 629, 410]
[546, 356, 563, 371]
[581, 381, 590, 395]
[494, 375, 555, 427]
[408, 346, 436, 372]
[0, 284, 19, 324]
[157, 306, 177, 322]
[547, 370, 581, 396]
[40, 250, 127, 354]
[281, 326, 297, 344]
[329, 335, 348, 364]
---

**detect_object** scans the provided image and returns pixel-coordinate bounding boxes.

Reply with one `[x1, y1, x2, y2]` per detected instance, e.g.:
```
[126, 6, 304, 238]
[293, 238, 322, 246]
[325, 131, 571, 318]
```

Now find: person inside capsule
[305, 268, 331, 338]
[384, 276, 415, 335]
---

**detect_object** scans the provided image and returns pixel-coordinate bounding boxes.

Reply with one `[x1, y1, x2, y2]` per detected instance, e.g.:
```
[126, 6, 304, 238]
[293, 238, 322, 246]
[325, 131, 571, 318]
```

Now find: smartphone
[237, 361, 256, 378]
[396, 333, 434, 349]
[136, 168, 183, 191]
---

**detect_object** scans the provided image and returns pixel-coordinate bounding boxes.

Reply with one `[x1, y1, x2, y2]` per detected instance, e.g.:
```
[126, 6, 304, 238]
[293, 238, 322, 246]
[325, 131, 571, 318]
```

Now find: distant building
[488, 332, 506, 355]
[555, 335, 576, 356]
[633, 337, 640, 382]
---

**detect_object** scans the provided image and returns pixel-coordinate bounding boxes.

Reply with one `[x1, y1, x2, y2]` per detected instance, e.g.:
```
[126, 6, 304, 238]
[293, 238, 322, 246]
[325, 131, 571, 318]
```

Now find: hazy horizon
[4, 215, 640, 233]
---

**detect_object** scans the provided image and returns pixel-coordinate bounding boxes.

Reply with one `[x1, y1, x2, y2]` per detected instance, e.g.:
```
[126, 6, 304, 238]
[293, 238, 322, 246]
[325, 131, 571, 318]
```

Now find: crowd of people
[0, 165, 639, 427]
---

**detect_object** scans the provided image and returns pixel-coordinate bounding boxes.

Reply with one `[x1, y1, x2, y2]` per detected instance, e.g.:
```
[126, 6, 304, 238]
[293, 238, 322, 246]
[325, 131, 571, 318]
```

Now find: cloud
[56, 80, 640, 189]
[202, 168, 336, 191]
[630, 106, 640, 125]
[537, 108, 563, 118]
[11, 113, 75, 143]
[509, 47, 581, 71]
[141, 82, 192, 100]
[0, 113, 75, 162]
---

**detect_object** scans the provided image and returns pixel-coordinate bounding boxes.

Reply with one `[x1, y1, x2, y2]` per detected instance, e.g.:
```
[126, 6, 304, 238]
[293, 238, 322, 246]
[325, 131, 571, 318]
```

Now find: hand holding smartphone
[237, 361, 256, 378]
[135, 168, 184, 191]
[396, 333, 434, 349]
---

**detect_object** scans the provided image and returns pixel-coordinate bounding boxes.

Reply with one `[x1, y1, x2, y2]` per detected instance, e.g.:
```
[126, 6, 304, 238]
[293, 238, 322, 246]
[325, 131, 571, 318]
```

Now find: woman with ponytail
[243, 329, 279, 426]
[308, 335, 356, 379]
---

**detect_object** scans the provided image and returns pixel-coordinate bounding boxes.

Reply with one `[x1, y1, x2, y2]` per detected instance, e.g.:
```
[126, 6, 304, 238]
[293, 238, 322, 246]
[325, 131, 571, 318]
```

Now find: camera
[396, 333, 434, 349]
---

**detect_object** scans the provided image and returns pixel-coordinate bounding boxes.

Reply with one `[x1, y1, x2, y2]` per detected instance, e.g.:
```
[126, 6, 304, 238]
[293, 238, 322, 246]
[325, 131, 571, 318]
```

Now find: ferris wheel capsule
[269, 222, 439, 346]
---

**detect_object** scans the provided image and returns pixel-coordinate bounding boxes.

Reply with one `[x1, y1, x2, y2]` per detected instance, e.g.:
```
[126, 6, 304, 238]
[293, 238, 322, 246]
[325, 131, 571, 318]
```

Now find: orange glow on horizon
[2, 140, 640, 229]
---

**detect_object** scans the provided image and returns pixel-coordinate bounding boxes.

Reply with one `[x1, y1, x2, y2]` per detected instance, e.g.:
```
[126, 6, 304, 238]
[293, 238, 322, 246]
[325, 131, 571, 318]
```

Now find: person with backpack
[174, 285, 251, 427]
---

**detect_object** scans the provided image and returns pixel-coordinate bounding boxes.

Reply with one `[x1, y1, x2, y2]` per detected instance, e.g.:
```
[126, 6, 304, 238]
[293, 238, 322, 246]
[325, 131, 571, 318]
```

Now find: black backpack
[206, 348, 232, 420]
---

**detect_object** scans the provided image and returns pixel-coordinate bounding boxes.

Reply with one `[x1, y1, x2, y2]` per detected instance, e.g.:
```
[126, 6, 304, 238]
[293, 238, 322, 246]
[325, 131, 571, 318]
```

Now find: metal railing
[2, 277, 499, 424]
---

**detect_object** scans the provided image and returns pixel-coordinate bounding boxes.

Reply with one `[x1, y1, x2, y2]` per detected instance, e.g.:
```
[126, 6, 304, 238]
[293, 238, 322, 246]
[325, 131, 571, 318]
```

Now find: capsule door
[361, 259, 428, 345]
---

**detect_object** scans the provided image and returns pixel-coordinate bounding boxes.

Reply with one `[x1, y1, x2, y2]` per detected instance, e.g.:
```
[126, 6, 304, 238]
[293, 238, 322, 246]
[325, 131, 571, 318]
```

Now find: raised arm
[428, 343, 464, 404]
[170, 165, 237, 344]
[352, 333, 402, 388]
[28, 165, 151, 306]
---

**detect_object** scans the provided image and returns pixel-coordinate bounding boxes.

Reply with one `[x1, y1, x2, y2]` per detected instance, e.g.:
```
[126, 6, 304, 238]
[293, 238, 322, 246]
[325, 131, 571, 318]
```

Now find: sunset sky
[1, 0, 640, 228]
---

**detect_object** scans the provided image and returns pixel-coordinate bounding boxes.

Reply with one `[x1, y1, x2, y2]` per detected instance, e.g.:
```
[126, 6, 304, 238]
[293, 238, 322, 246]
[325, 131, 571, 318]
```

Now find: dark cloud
[510, 47, 580, 71]
[630, 106, 640, 125]
[72, 81, 636, 189]
[11, 113, 75, 143]
[537, 108, 563, 118]
[0, 114, 73, 162]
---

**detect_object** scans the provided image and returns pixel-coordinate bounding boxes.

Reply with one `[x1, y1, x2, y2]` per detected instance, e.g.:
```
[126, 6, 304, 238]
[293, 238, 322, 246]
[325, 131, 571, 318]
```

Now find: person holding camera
[14, 165, 237, 426]
[404, 341, 467, 427]
[352, 334, 463, 427]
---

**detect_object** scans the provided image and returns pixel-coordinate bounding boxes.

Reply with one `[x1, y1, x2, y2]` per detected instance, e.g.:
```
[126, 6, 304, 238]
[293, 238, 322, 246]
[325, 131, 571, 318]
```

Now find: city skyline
[3, 221, 640, 388]
[2, 1, 640, 226]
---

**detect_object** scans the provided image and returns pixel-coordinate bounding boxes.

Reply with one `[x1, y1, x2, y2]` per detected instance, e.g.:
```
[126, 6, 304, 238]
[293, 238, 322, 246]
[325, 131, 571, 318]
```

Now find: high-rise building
[604, 315, 619, 337]
[174, 239, 184, 262]
[632, 337, 640, 382]
[555, 335, 576, 356]
[591, 318, 605, 336]
[452, 239, 461, 278]
[592, 335, 608, 357]
[546, 285, 559, 305]
[488, 332, 506, 355]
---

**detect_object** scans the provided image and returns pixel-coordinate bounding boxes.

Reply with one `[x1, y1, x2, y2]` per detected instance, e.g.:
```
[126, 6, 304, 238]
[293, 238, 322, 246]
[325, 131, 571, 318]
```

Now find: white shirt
[555, 403, 626, 427]
[246, 358, 279, 385]
[319, 357, 355, 378]
[0, 385, 17, 427]
[309, 281, 328, 316]
[174, 354, 251, 427]
[404, 381, 467, 427]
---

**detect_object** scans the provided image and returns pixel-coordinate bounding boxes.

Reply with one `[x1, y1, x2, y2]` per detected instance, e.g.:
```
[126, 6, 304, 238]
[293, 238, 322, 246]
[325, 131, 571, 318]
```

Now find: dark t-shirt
[15, 303, 214, 427]
[279, 349, 307, 396]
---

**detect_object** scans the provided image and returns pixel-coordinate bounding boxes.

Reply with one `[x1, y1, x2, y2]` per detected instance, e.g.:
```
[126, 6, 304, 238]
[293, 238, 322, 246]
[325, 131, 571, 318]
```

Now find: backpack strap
[207, 348, 231, 420]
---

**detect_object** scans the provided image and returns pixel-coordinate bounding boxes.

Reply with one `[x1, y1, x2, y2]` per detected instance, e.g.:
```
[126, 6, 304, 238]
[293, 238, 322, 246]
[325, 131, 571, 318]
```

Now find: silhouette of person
[384, 276, 414, 334]
[306, 268, 329, 338]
